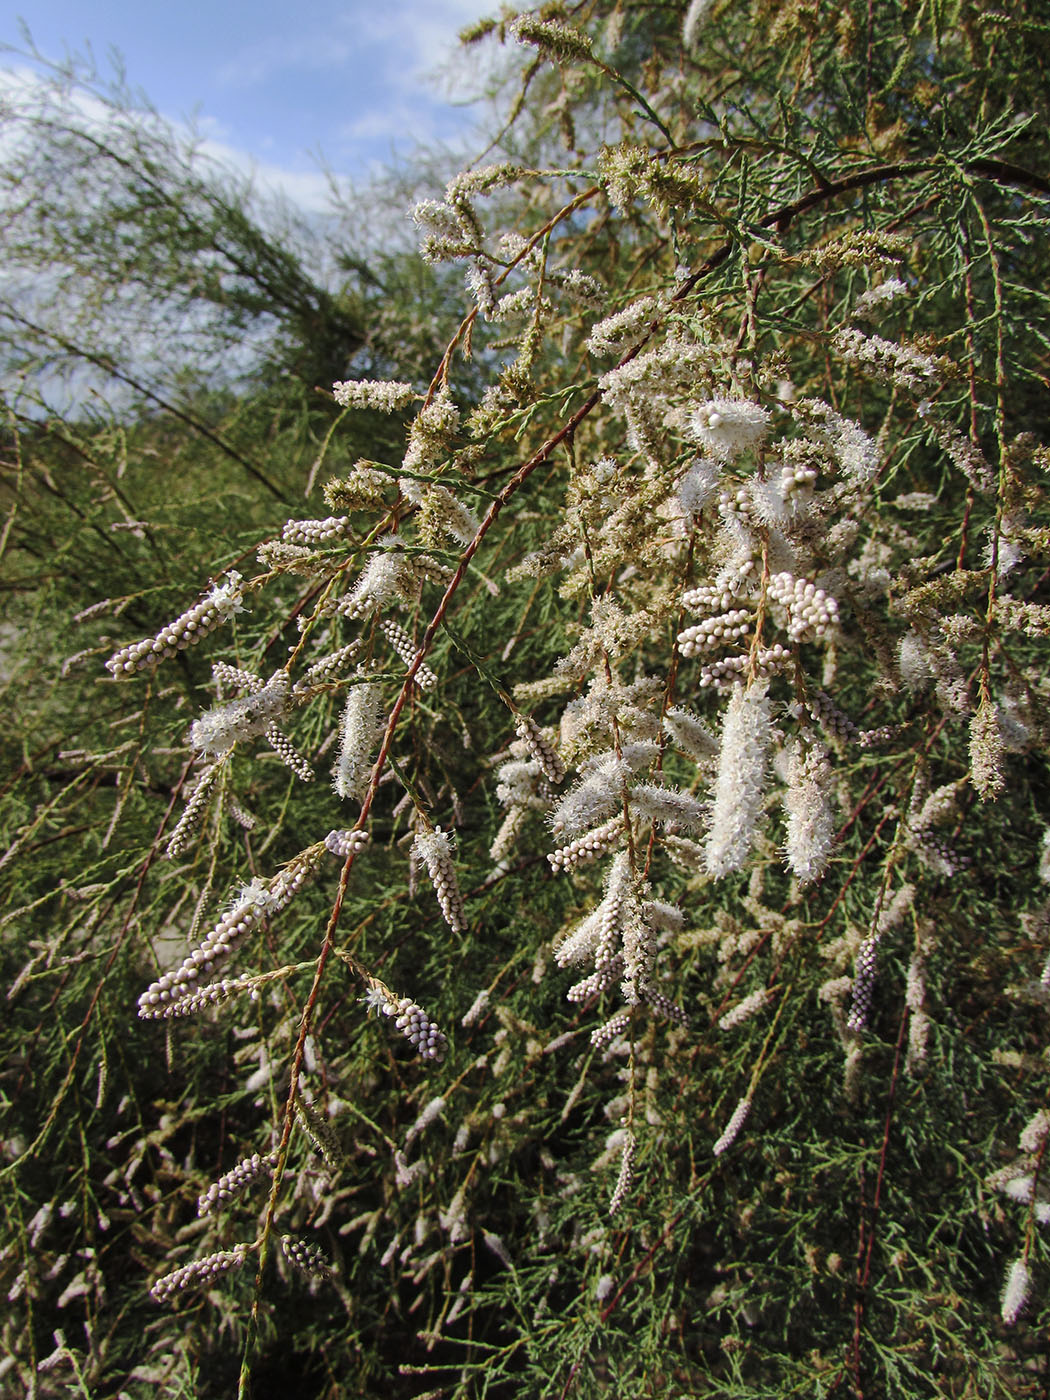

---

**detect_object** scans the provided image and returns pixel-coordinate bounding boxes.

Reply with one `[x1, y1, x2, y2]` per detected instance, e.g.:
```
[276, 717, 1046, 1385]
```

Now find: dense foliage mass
[3, 3, 1050, 1396]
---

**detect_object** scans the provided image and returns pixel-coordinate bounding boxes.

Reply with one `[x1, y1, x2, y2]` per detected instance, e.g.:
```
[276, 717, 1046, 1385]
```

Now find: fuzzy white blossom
[1000, 1255, 1031, 1325]
[706, 683, 772, 877]
[333, 681, 385, 801]
[688, 398, 770, 460]
[783, 738, 836, 885]
[852, 278, 909, 320]
[332, 379, 417, 412]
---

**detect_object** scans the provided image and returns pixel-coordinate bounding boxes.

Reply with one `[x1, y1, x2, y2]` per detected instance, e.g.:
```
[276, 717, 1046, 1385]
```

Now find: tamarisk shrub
[5, 3, 1050, 1396]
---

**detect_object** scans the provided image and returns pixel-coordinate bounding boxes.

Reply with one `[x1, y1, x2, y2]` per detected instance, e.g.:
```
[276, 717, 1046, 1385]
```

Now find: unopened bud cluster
[385, 995, 448, 1061]
[198, 1151, 277, 1217]
[106, 573, 244, 675]
[138, 853, 321, 1017]
[281, 1235, 335, 1283]
[767, 573, 840, 643]
[324, 828, 371, 859]
[149, 1244, 251, 1303]
[281, 516, 352, 547]
[412, 828, 467, 933]
[380, 619, 437, 689]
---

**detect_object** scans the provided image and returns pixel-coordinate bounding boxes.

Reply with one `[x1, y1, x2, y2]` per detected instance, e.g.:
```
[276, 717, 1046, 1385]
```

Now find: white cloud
[215, 0, 490, 91]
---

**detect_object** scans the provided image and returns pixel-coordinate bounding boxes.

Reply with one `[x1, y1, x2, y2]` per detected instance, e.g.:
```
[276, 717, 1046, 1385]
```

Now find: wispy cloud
[215, 1, 489, 92]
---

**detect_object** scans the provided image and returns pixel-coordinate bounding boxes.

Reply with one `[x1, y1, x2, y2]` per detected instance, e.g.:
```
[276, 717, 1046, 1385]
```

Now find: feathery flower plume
[688, 398, 770, 460]
[190, 671, 289, 757]
[1000, 1255, 1031, 1325]
[783, 738, 836, 885]
[719, 988, 773, 1031]
[333, 680, 385, 801]
[706, 683, 772, 877]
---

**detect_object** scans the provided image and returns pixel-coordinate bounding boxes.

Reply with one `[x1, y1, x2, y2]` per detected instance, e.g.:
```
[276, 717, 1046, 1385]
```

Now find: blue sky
[4, 1, 495, 208]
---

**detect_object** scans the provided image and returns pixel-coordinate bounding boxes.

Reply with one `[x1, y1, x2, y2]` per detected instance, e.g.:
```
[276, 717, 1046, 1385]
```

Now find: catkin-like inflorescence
[713, 1096, 751, 1156]
[767, 573, 840, 643]
[628, 783, 705, 831]
[719, 988, 773, 1031]
[566, 955, 624, 1003]
[592, 1010, 631, 1048]
[281, 516, 352, 546]
[386, 994, 448, 1061]
[281, 1235, 335, 1284]
[105, 572, 244, 676]
[847, 933, 880, 1032]
[412, 828, 467, 933]
[149, 972, 259, 1019]
[1000, 1255, 1031, 1325]
[706, 683, 772, 877]
[333, 680, 385, 801]
[264, 724, 314, 781]
[339, 551, 413, 619]
[380, 618, 437, 690]
[149, 1244, 251, 1303]
[513, 714, 566, 784]
[548, 816, 622, 872]
[640, 985, 690, 1024]
[166, 762, 222, 858]
[297, 641, 363, 688]
[970, 696, 1005, 801]
[295, 1097, 346, 1170]
[677, 608, 753, 658]
[137, 851, 321, 1017]
[783, 738, 836, 885]
[198, 1151, 277, 1217]
[332, 378, 417, 412]
[609, 1129, 636, 1215]
[663, 707, 719, 761]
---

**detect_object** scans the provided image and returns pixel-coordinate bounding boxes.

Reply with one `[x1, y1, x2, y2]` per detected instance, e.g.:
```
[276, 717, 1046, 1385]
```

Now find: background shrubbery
[2, 4, 1050, 1397]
